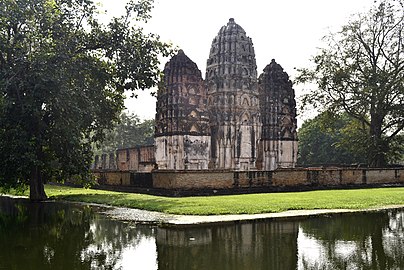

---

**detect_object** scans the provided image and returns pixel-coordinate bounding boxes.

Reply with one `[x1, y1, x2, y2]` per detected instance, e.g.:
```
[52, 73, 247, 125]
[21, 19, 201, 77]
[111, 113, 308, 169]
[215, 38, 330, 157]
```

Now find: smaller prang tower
[154, 50, 210, 170]
[258, 59, 298, 170]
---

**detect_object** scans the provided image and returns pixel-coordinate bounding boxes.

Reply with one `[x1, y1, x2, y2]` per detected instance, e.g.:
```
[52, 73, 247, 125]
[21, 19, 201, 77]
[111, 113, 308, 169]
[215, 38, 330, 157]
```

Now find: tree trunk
[369, 114, 387, 167]
[30, 166, 47, 201]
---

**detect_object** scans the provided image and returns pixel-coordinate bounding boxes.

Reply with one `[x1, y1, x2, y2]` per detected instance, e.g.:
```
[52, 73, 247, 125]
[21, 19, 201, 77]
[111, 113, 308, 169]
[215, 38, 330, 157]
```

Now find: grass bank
[5, 185, 404, 215]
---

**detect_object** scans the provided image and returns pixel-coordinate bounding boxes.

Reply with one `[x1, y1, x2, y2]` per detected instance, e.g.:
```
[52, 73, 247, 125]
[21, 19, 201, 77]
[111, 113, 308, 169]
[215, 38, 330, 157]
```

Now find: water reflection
[298, 211, 404, 269]
[1, 196, 404, 269]
[0, 197, 157, 270]
[156, 222, 298, 270]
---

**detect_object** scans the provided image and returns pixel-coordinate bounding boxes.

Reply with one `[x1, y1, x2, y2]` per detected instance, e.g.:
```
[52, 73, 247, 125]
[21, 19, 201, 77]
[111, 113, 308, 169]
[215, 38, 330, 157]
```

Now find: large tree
[0, 0, 172, 200]
[297, 0, 404, 167]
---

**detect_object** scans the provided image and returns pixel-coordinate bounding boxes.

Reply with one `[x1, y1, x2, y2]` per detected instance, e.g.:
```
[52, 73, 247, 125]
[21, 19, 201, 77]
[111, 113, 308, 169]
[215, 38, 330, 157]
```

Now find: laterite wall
[94, 168, 403, 191]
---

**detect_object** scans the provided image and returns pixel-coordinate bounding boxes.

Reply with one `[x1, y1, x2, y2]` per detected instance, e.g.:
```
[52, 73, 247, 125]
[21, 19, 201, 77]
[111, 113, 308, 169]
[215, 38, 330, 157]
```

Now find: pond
[0, 196, 403, 269]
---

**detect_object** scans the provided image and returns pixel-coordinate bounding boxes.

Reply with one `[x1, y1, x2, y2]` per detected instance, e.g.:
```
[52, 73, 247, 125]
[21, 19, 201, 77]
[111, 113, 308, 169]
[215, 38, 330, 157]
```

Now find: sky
[99, 0, 374, 122]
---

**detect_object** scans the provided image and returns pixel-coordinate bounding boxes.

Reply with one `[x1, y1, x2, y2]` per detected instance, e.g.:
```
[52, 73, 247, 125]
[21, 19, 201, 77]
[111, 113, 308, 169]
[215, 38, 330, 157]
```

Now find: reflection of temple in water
[156, 221, 299, 270]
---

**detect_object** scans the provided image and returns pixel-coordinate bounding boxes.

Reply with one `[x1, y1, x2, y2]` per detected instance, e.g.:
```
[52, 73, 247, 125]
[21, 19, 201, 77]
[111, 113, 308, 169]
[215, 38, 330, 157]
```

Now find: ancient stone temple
[154, 18, 298, 171]
[206, 18, 261, 170]
[154, 50, 211, 170]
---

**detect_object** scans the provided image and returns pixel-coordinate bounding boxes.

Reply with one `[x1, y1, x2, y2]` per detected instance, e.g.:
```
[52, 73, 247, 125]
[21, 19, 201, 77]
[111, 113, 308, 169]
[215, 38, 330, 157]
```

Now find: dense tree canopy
[0, 0, 172, 200]
[297, 0, 404, 167]
[298, 112, 368, 166]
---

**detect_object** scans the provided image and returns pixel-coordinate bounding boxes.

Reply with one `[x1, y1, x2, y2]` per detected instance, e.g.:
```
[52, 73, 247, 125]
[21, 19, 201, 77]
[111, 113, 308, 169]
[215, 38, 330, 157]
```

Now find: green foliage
[0, 0, 172, 200]
[388, 134, 404, 164]
[94, 112, 155, 154]
[296, 0, 404, 167]
[298, 112, 368, 166]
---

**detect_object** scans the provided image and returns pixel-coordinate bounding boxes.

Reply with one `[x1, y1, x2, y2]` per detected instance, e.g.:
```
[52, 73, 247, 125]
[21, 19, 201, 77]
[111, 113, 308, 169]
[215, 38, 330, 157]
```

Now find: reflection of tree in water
[81, 216, 155, 269]
[299, 210, 404, 269]
[0, 197, 154, 270]
[382, 211, 404, 269]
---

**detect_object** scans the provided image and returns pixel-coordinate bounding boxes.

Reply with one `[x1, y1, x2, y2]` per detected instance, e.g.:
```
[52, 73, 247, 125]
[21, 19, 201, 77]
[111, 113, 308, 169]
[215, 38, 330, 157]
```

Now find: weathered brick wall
[97, 146, 155, 173]
[126, 148, 138, 170]
[95, 168, 404, 191]
[272, 169, 309, 186]
[116, 149, 128, 171]
[152, 170, 234, 189]
[234, 171, 273, 188]
[365, 169, 402, 184]
[340, 169, 365, 185]
[95, 171, 131, 186]
[139, 146, 155, 163]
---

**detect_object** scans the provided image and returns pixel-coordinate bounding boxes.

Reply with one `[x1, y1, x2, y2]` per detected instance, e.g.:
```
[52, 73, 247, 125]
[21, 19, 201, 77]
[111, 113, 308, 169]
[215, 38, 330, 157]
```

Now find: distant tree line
[297, 112, 403, 167]
[94, 112, 155, 155]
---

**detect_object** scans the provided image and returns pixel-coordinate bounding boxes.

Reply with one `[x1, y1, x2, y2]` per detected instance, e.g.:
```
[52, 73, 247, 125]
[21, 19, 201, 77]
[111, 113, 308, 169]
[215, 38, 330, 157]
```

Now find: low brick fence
[94, 171, 152, 188]
[93, 168, 403, 194]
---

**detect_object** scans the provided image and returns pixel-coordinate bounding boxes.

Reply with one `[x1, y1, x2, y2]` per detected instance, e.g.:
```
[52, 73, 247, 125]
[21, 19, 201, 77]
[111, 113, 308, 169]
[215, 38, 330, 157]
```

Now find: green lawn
[4, 184, 404, 215]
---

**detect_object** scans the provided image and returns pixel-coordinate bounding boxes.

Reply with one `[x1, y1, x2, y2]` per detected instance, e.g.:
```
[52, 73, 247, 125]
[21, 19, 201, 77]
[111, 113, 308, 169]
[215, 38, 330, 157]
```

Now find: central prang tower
[206, 18, 261, 170]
